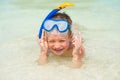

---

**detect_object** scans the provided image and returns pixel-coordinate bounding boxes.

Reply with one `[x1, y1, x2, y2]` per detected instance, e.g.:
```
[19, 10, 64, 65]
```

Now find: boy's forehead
[47, 30, 68, 37]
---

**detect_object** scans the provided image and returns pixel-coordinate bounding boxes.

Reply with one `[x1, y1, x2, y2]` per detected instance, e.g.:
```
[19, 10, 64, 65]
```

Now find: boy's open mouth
[53, 48, 64, 53]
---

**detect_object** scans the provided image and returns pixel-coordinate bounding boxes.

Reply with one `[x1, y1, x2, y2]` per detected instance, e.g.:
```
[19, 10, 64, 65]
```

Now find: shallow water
[0, 0, 120, 80]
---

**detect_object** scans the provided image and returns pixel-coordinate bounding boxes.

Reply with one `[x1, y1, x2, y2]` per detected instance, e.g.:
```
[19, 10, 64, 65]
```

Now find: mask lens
[44, 20, 55, 30]
[57, 21, 68, 31]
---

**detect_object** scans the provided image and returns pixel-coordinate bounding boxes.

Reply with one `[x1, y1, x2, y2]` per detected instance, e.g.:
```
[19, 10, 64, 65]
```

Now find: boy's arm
[72, 47, 84, 68]
[71, 33, 85, 68]
[37, 30, 48, 65]
[37, 51, 48, 65]
[72, 46, 84, 61]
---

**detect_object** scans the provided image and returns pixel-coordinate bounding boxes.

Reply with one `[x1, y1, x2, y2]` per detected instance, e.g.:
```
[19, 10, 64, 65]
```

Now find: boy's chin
[55, 53, 63, 56]
[52, 51, 64, 56]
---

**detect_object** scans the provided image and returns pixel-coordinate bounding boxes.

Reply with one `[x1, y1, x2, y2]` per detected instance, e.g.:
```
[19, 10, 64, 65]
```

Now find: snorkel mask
[38, 2, 74, 38]
[43, 19, 70, 33]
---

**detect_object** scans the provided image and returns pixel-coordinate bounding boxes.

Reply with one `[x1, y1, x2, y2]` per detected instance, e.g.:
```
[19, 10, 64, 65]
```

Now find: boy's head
[50, 12, 72, 37]
[52, 12, 72, 25]
[45, 12, 73, 55]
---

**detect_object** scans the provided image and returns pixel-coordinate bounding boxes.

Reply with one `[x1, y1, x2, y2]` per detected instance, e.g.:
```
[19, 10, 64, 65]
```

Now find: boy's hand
[71, 33, 83, 68]
[37, 30, 48, 54]
[72, 32, 82, 53]
[37, 30, 48, 65]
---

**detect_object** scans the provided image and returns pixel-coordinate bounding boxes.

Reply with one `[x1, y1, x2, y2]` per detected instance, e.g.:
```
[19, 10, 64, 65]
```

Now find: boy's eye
[59, 40, 65, 42]
[48, 40, 55, 43]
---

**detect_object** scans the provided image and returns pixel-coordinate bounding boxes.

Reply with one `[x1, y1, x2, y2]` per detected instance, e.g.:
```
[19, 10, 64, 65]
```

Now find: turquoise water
[0, 0, 120, 80]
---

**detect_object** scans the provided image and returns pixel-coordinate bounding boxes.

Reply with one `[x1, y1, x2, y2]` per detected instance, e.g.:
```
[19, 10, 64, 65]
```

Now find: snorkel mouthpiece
[56, 2, 74, 9]
[39, 2, 74, 38]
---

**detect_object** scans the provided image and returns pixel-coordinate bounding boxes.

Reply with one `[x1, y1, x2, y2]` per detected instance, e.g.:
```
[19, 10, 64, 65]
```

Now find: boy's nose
[54, 43, 61, 49]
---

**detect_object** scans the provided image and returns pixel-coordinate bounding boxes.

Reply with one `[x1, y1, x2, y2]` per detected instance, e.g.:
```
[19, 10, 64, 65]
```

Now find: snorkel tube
[38, 2, 74, 38]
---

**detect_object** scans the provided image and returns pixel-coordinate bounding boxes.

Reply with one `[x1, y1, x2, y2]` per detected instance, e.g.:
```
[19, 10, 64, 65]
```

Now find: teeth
[55, 49, 63, 51]
[57, 49, 63, 50]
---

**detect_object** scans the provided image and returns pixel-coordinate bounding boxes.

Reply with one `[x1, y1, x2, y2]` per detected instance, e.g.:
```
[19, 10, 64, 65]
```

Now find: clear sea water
[0, 0, 120, 80]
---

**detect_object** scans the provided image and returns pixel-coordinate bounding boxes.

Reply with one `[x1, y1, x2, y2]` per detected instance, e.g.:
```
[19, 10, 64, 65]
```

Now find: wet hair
[52, 12, 72, 25]
[51, 12, 72, 37]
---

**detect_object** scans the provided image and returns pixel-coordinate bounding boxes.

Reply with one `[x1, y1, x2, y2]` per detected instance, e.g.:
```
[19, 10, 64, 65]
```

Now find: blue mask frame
[42, 19, 70, 33]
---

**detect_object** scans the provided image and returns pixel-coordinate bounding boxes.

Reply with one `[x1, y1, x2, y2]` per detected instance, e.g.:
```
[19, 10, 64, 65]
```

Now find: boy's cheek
[63, 43, 70, 49]
[48, 44, 53, 48]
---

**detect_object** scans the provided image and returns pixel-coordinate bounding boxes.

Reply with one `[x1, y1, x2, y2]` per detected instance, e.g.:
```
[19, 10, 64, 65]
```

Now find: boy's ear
[69, 33, 73, 40]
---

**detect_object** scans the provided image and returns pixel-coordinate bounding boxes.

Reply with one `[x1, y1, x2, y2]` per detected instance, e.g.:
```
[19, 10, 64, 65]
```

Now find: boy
[37, 2, 85, 68]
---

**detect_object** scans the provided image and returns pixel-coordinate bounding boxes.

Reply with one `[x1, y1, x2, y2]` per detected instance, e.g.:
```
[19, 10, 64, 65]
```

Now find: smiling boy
[37, 2, 85, 68]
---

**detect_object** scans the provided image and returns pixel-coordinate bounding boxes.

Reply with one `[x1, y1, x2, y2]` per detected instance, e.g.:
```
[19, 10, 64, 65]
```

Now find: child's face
[47, 30, 70, 55]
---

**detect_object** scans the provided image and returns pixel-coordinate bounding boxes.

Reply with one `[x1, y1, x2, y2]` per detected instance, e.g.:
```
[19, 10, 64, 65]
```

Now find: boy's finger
[44, 31, 47, 41]
[41, 30, 45, 40]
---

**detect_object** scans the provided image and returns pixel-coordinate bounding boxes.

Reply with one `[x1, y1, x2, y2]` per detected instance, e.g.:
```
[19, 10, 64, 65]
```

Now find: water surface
[0, 0, 120, 80]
